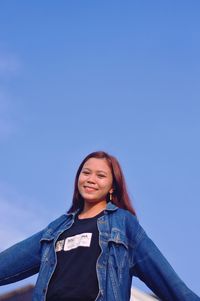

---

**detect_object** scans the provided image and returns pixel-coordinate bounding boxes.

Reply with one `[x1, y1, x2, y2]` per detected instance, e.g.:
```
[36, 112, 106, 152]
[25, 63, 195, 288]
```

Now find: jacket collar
[67, 201, 118, 216]
[105, 201, 118, 212]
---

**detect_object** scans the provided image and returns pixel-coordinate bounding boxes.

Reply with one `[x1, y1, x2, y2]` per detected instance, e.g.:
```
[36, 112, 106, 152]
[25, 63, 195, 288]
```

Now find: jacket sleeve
[0, 230, 44, 285]
[130, 223, 200, 301]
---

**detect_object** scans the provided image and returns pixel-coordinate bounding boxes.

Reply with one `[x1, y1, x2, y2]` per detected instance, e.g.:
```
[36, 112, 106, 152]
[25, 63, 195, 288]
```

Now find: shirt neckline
[76, 210, 104, 221]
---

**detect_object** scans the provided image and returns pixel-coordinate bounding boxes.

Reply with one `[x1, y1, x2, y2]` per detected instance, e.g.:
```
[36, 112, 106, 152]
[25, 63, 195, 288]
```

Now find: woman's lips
[83, 186, 98, 192]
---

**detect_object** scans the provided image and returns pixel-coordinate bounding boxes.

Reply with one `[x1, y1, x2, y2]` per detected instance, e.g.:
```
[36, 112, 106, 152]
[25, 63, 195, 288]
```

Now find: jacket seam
[2, 264, 40, 282]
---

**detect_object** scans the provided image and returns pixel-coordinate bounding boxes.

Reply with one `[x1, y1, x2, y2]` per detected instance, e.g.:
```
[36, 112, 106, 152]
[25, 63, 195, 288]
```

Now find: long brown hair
[68, 151, 136, 215]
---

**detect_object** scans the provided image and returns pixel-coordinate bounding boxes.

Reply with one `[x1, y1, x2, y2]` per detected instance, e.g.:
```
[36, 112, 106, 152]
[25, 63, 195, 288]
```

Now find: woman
[0, 151, 199, 301]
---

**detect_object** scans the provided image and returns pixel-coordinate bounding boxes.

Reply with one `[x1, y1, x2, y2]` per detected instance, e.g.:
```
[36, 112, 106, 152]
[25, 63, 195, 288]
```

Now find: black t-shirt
[46, 211, 104, 301]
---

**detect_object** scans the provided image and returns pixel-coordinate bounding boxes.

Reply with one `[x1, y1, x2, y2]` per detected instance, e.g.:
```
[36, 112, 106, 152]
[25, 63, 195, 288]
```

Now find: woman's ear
[109, 188, 114, 194]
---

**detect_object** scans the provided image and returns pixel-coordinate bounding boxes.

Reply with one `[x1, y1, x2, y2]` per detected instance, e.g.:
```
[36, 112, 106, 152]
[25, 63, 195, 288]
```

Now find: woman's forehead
[83, 158, 111, 172]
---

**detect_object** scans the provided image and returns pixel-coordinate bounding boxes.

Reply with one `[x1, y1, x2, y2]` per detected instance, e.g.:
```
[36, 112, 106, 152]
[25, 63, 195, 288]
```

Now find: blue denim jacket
[0, 202, 199, 301]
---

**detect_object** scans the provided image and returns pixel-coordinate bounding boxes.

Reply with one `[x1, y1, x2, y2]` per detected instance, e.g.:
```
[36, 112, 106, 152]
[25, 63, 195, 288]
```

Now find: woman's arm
[131, 228, 200, 301]
[0, 230, 43, 285]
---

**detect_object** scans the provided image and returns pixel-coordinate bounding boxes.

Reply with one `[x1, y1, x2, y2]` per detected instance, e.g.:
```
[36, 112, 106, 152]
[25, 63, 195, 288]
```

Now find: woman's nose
[87, 174, 96, 183]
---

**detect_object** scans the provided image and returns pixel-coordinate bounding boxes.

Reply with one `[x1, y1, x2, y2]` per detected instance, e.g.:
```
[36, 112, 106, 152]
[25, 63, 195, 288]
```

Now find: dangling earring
[109, 192, 113, 201]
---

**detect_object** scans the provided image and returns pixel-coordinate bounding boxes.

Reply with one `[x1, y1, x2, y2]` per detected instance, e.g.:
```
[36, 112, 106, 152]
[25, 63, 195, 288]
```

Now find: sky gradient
[0, 1, 200, 296]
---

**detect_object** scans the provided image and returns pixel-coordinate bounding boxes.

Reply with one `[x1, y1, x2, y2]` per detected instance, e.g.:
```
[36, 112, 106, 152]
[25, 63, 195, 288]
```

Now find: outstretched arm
[0, 230, 43, 285]
[131, 225, 200, 300]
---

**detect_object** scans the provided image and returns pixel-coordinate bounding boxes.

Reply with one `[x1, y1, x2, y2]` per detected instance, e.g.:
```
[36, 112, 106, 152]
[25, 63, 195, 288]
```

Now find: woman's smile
[83, 186, 98, 192]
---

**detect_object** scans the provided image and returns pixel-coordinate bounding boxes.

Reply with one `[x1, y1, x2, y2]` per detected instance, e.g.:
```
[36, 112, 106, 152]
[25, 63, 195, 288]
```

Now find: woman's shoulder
[42, 213, 71, 237]
[110, 207, 145, 245]
[112, 207, 139, 223]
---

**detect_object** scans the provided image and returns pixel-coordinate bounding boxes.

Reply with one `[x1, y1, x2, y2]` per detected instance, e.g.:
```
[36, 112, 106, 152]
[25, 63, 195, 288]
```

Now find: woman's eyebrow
[82, 167, 108, 174]
[96, 170, 108, 175]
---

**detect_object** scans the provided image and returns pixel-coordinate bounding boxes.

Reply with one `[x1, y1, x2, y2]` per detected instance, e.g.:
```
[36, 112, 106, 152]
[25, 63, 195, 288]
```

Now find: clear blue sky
[0, 0, 200, 296]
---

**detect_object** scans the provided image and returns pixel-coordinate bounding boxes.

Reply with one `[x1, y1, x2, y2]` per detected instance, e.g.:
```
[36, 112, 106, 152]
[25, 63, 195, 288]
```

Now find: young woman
[0, 151, 199, 301]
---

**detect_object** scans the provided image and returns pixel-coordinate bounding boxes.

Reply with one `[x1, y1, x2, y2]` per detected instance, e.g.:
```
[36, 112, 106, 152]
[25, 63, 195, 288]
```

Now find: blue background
[0, 0, 199, 296]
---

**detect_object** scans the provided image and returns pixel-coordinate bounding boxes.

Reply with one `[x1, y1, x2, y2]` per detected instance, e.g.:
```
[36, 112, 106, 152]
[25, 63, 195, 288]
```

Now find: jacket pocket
[108, 229, 128, 270]
[40, 234, 54, 263]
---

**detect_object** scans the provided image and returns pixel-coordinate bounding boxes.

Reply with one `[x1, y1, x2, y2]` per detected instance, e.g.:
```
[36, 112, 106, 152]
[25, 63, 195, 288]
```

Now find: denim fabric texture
[0, 202, 199, 301]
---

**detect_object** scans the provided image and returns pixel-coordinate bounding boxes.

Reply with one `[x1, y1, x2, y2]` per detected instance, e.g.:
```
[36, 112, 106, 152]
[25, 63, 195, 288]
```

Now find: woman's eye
[98, 174, 105, 178]
[82, 171, 90, 175]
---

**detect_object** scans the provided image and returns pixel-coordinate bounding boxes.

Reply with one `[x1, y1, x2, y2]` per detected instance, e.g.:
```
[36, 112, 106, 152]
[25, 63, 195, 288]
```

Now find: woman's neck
[79, 200, 107, 219]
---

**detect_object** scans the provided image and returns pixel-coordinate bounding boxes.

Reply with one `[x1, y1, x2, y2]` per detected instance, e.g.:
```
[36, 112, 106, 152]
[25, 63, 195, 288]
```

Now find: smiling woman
[77, 157, 114, 214]
[70, 151, 136, 216]
[0, 151, 199, 301]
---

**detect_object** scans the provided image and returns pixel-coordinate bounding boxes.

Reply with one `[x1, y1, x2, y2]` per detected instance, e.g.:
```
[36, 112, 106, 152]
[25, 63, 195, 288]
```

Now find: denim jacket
[0, 202, 199, 301]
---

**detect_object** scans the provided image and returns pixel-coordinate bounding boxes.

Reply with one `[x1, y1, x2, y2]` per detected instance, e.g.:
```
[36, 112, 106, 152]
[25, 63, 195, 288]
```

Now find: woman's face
[78, 158, 113, 204]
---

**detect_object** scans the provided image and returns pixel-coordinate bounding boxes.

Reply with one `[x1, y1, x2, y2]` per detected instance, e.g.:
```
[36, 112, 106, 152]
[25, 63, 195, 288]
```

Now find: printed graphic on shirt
[55, 233, 92, 252]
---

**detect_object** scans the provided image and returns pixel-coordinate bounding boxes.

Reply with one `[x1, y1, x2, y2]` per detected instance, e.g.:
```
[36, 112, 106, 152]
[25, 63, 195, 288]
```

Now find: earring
[109, 192, 113, 201]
